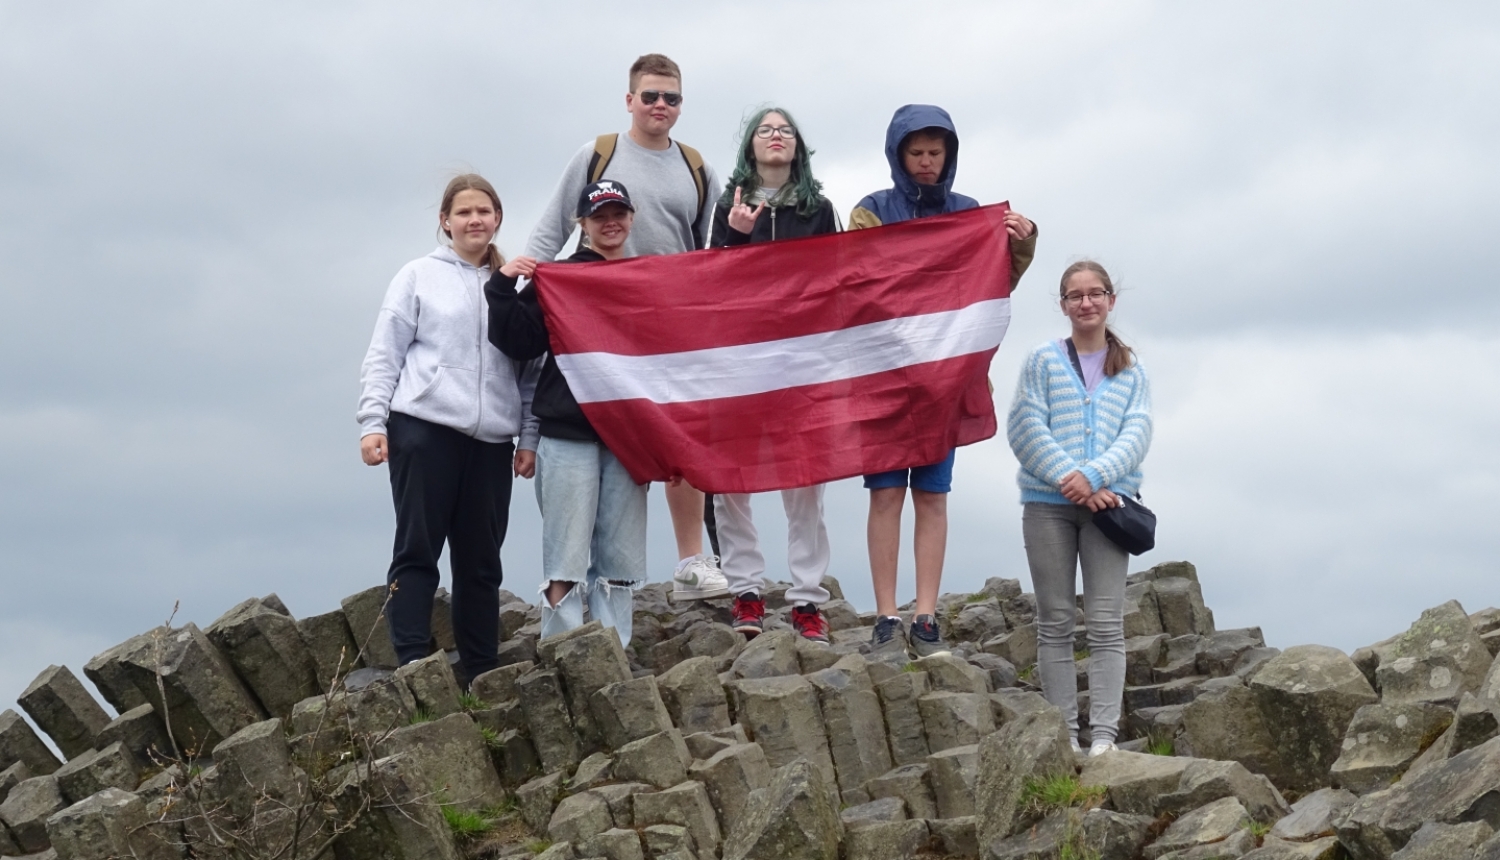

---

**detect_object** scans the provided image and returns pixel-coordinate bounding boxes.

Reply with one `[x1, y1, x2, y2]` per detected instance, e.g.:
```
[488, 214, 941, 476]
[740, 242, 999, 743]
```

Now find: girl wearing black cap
[484, 181, 649, 644]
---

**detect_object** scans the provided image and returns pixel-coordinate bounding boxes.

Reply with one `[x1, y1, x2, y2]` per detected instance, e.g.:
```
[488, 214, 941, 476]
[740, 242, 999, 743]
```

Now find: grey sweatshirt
[524, 133, 722, 260]
[358, 246, 540, 448]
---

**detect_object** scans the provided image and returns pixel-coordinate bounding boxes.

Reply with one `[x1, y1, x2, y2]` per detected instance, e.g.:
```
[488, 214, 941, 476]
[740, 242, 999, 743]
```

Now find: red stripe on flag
[583, 352, 999, 493]
[534, 202, 1014, 356]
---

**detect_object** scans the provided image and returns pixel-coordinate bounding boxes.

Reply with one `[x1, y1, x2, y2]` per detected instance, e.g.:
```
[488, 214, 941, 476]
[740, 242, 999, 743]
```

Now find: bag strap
[587, 133, 618, 184]
[676, 141, 709, 249]
[1064, 338, 1086, 385]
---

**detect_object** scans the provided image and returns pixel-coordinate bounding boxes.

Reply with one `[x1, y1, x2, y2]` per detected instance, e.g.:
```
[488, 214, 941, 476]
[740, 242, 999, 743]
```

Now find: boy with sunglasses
[523, 53, 729, 603]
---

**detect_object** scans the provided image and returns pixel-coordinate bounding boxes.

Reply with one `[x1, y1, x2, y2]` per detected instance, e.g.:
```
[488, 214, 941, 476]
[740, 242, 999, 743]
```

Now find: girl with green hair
[710, 106, 839, 244]
[709, 106, 838, 645]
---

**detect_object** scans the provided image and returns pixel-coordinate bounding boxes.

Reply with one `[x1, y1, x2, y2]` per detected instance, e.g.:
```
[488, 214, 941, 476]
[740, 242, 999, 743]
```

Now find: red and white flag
[532, 203, 1015, 493]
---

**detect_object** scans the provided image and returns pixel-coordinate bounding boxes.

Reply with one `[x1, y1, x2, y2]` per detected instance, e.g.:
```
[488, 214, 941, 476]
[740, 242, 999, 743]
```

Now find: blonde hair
[1059, 260, 1134, 376]
[439, 174, 505, 270]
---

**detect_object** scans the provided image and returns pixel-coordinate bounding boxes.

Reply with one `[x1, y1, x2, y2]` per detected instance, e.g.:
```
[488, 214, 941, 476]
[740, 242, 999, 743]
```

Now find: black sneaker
[870, 616, 908, 660]
[908, 614, 951, 658]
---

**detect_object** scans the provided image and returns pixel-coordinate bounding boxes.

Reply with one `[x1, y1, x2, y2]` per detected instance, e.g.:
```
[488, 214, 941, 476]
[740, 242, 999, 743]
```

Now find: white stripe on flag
[557, 297, 1011, 405]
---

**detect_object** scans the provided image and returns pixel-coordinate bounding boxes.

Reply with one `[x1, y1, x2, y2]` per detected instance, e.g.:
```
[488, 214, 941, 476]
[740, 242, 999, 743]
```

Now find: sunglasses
[638, 90, 682, 107]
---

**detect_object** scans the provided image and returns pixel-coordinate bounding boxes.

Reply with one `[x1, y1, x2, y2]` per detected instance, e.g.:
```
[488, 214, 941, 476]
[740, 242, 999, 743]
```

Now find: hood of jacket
[856, 104, 978, 224]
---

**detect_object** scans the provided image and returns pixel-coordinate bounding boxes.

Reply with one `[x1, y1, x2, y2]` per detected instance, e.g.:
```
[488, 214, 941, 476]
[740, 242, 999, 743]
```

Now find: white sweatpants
[713, 486, 831, 606]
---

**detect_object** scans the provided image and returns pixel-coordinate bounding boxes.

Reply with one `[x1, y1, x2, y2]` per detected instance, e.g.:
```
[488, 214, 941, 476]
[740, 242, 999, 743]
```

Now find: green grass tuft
[479, 726, 503, 749]
[525, 838, 554, 854]
[1074, 648, 1091, 661]
[458, 692, 488, 712]
[1020, 774, 1107, 816]
[1243, 818, 1272, 840]
[409, 707, 436, 725]
[441, 804, 491, 841]
[965, 593, 991, 603]
[901, 662, 922, 673]
[1146, 732, 1175, 757]
[1018, 664, 1038, 682]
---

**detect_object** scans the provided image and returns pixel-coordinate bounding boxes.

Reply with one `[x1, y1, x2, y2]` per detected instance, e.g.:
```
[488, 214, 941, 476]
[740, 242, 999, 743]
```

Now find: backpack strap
[676, 142, 710, 249]
[587, 134, 618, 184]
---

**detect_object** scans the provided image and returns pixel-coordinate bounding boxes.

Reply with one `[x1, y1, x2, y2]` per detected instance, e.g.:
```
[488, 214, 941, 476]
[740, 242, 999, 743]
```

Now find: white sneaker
[1070, 738, 1084, 755]
[670, 555, 730, 601]
[1088, 741, 1118, 758]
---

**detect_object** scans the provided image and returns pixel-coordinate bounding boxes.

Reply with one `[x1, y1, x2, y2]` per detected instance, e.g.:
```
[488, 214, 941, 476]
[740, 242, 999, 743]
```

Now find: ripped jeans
[535, 436, 647, 645]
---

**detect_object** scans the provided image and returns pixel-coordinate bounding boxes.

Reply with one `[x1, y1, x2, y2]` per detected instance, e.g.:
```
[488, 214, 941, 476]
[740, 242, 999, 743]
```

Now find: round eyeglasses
[754, 125, 797, 139]
[1062, 290, 1112, 306]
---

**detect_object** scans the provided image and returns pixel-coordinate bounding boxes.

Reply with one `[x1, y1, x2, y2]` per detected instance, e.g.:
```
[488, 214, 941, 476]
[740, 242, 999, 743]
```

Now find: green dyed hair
[718, 106, 825, 219]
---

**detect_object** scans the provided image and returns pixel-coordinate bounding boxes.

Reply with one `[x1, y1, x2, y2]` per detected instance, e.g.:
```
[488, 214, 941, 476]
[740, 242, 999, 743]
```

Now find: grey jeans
[1022, 502, 1128, 744]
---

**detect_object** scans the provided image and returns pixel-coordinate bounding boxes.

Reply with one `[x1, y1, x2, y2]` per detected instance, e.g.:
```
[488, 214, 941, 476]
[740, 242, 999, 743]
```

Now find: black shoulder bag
[1065, 338, 1156, 555]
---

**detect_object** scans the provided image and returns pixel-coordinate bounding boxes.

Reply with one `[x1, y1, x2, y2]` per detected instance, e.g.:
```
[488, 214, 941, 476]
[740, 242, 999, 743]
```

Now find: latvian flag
[533, 203, 1016, 494]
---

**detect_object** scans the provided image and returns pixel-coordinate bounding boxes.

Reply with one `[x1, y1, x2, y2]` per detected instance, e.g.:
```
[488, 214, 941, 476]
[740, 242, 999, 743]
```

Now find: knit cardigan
[1006, 341, 1153, 505]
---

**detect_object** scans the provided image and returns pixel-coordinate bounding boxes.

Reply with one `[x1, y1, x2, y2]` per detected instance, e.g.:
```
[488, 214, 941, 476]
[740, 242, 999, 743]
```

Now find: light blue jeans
[1022, 502, 1128, 744]
[535, 436, 647, 645]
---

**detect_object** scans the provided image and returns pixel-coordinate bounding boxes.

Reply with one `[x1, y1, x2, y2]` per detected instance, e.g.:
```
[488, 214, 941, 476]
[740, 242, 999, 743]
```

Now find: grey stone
[212, 717, 305, 822]
[875, 671, 931, 766]
[0, 711, 61, 776]
[949, 601, 1007, 645]
[380, 712, 504, 811]
[839, 796, 906, 829]
[990, 687, 1055, 726]
[842, 819, 929, 860]
[489, 728, 541, 787]
[517, 771, 565, 833]
[593, 781, 652, 828]
[1078, 750, 1193, 816]
[969, 653, 1020, 690]
[17, 666, 110, 761]
[471, 698, 526, 736]
[332, 752, 461, 860]
[1249, 644, 1379, 792]
[44, 786, 176, 860]
[497, 636, 538, 669]
[1160, 758, 1290, 824]
[1479, 650, 1500, 722]
[804, 654, 892, 801]
[1125, 583, 1166, 639]
[642, 823, 694, 857]
[469, 662, 534, 707]
[1388, 820, 1494, 859]
[340, 584, 400, 670]
[982, 623, 1038, 669]
[731, 675, 836, 790]
[1479, 830, 1500, 860]
[688, 742, 770, 837]
[53, 742, 143, 804]
[985, 807, 1154, 860]
[1155, 828, 1258, 859]
[534, 842, 576, 860]
[591, 676, 674, 751]
[296, 608, 364, 690]
[722, 759, 842, 860]
[94, 705, 172, 769]
[866, 762, 937, 819]
[1331, 702, 1455, 794]
[206, 597, 321, 721]
[1182, 683, 1281, 780]
[0, 775, 67, 853]
[613, 729, 690, 789]
[684, 724, 749, 760]
[634, 780, 722, 856]
[550, 623, 634, 752]
[1455, 691, 1500, 755]
[793, 636, 843, 675]
[1240, 836, 1344, 860]
[393, 650, 463, 718]
[1270, 787, 1357, 841]
[518, 668, 582, 774]
[0, 761, 30, 805]
[1338, 735, 1500, 860]
[82, 635, 153, 715]
[570, 751, 614, 791]
[931, 816, 980, 857]
[1375, 601, 1492, 707]
[657, 656, 732, 735]
[577, 827, 646, 860]
[928, 744, 980, 819]
[549, 790, 615, 846]
[1124, 635, 1169, 686]
[915, 652, 990, 694]
[728, 629, 800, 680]
[975, 706, 1075, 847]
[918, 691, 995, 752]
[1143, 796, 1249, 859]
[343, 667, 419, 739]
[1153, 576, 1215, 638]
[1236, 646, 1283, 679]
[1197, 628, 1266, 677]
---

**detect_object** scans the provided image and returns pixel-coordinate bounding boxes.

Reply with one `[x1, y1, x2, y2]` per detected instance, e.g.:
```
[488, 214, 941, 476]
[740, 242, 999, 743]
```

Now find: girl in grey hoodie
[357, 174, 539, 684]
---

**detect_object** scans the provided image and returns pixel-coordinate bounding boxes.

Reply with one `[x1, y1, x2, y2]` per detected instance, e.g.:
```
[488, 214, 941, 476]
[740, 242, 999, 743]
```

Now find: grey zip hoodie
[358, 246, 540, 448]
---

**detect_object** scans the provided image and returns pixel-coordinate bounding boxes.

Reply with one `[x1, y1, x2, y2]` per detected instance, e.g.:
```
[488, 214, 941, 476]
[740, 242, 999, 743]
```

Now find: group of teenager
[356, 54, 1152, 757]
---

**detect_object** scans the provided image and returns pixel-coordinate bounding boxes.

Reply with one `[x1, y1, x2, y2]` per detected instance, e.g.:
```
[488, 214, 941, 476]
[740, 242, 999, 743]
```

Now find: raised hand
[500, 255, 538, 279]
[727, 187, 766, 234]
[1004, 210, 1035, 240]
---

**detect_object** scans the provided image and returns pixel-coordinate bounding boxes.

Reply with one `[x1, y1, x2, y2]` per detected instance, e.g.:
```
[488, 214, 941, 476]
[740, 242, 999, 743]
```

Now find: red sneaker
[732, 592, 765, 637]
[791, 603, 830, 644]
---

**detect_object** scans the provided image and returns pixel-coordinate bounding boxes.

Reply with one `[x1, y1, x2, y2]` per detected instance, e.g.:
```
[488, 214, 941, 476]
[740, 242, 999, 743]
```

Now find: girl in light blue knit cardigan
[1006, 260, 1152, 757]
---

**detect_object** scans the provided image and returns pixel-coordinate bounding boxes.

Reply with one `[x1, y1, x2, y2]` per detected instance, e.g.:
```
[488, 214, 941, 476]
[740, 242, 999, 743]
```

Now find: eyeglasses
[638, 90, 682, 107]
[1061, 290, 1112, 306]
[754, 124, 797, 139]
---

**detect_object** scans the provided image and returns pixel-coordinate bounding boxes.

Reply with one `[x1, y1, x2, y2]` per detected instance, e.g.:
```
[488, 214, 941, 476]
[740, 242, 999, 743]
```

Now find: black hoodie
[484, 249, 603, 443]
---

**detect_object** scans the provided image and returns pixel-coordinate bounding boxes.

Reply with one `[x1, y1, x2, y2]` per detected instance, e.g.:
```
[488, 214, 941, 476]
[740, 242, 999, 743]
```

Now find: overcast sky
[2, 2, 1498, 718]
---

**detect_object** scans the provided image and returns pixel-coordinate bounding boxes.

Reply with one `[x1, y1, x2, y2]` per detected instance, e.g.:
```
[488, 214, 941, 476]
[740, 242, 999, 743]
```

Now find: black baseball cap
[576, 180, 636, 218]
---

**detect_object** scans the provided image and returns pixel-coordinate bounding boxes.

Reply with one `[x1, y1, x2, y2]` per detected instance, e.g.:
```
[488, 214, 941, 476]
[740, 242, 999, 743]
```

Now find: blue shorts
[863, 449, 956, 494]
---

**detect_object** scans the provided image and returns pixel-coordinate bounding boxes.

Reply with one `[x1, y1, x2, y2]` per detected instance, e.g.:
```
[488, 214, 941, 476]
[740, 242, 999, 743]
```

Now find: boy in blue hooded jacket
[852, 104, 1038, 660]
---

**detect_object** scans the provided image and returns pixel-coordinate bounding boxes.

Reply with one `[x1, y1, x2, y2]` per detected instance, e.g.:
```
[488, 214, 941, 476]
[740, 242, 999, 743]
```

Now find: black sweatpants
[385, 411, 514, 679]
